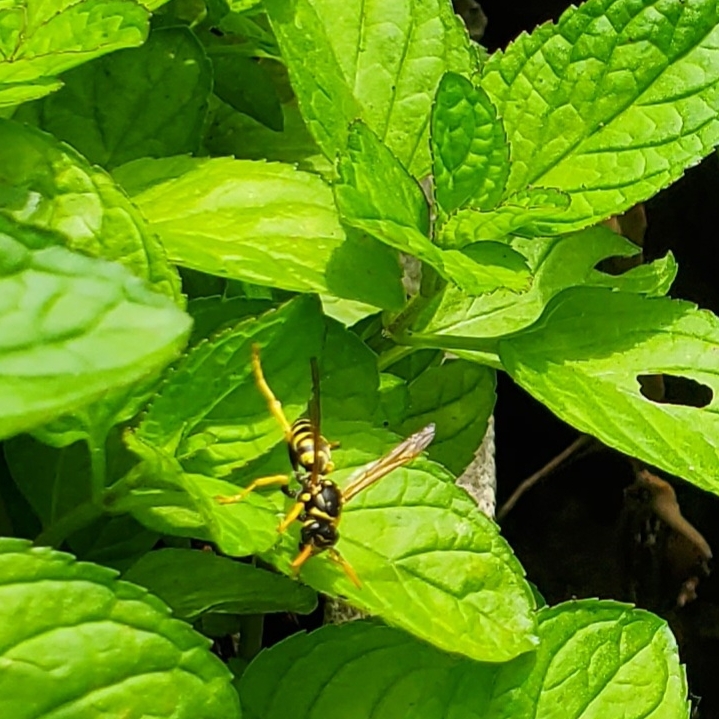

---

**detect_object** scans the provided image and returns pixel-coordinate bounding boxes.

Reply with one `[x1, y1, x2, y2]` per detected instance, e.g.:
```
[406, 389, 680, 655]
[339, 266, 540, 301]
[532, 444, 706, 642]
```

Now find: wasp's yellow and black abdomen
[288, 418, 334, 475]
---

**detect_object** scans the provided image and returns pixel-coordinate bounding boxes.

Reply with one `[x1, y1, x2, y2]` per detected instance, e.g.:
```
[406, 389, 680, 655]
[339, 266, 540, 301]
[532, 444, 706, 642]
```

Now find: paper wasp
[216, 344, 435, 587]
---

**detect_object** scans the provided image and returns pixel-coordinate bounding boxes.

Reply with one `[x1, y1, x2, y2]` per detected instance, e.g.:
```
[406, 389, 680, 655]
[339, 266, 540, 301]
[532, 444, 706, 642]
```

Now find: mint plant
[0, 0, 714, 716]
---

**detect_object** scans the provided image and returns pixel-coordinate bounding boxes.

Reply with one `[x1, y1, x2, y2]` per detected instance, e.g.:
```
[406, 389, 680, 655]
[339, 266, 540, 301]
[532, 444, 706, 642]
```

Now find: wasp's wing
[341, 423, 436, 503]
[309, 356, 322, 486]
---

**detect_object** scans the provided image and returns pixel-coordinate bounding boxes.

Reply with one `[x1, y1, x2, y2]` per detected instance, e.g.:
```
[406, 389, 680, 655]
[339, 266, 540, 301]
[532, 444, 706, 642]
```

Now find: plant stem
[377, 344, 416, 371]
[238, 614, 265, 662]
[34, 501, 103, 547]
[88, 431, 107, 504]
[392, 329, 502, 359]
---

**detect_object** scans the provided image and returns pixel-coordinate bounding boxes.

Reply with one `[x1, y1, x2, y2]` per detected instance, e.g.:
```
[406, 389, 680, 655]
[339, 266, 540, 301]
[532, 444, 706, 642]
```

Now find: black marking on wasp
[216, 343, 435, 587]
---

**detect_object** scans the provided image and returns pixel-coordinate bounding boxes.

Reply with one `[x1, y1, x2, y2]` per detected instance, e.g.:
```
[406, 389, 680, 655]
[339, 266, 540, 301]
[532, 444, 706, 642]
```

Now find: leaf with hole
[501, 287, 719, 497]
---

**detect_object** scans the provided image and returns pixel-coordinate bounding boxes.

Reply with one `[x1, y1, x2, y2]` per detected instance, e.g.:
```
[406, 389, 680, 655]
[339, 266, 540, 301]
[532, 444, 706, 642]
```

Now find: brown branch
[497, 435, 592, 521]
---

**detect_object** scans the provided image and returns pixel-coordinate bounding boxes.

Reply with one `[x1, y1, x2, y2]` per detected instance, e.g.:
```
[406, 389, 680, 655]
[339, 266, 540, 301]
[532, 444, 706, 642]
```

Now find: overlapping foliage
[2, 0, 714, 716]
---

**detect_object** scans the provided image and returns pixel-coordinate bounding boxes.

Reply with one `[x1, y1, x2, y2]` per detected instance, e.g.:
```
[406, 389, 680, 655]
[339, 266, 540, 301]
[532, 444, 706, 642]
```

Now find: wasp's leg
[328, 548, 361, 588]
[215, 474, 290, 504]
[277, 501, 306, 533]
[290, 544, 314, 575]
[251, 344, 293, 443]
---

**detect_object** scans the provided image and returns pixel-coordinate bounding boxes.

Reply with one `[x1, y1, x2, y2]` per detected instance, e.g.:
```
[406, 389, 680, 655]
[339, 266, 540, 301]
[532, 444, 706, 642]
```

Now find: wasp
[216, 344, 435, 587]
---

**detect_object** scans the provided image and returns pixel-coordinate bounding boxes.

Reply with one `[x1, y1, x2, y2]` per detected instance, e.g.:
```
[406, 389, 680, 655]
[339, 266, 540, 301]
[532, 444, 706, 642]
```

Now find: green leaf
[0, 119, 181, 302]
[211, 53, 283, 131]
[124, 548, 317, 619]
[319, 319, 380, 422]
[4, 435, 91, 527]
[376, 371, 410, 426]
[116, 434, 281, 557]
[228, 0, 262, 11]
[393, 359, 495, 475]
[252, 421, 537, 663]
[21, 26, 212, 169]
[203, 98, 330, 174]
[337, 121, 430, 235]
[437, 187, 572, 247]
[187, 295, 274, 346]
[216, 10, 281, 60]
[422, 226, 667, 340]
[66, 514, 159, 572]
[592, 251, 677, 297]
[141, 0, 172, 8]
[0, 0, 149, 108]
[335, 122, 531, 295]
[3, 435, 158, 569]
[481, 0, 719, 231]
[0, 77, 62, 107]
[120, 155, 403, 309]
[138, 295, 325, 475]
[500, 287, 719, 497]
[432, 72, 509, 215]
[493, 600, 689, 719]
[0, 538, 241, 718]
[264, 0, 477, 177]
[240, 621, 497, 719]
[239, 601, 687, 718]
[28, 370, 167, 449]
[0, 217, 191, 441]
[131, 307, 534, 661]
[320, 294, 380, 326]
